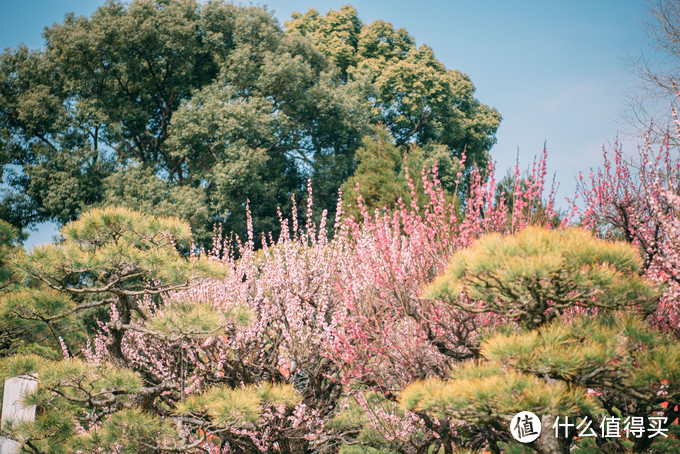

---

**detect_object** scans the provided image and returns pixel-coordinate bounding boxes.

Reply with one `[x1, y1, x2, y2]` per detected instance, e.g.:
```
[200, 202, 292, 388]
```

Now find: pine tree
[0, 208, 301, 452]
[402, 227, 679, 454]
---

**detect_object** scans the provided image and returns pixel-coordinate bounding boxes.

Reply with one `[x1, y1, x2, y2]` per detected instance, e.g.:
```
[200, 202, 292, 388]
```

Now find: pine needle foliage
[176, 383, 300, 428]
[402, 313, 680, 453]
[72, 408, 179, 454]
[404, 228, 680, 453]
[146, 300, 251, 341]
[0, 220, 21, 289]
[0, 288, 84, 358]
[0, 356, 146, 452]
[426, 226, 659, 329]
[11, 206, 222, 291]
[482, 314, 680, 398]
[0, 207, 261, 452]
[7, 206, 227, 361]
[400, 362, 597, 425]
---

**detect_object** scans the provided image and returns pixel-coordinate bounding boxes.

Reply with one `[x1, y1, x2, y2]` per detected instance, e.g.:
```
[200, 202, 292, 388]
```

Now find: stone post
[0, 376, 38, 454]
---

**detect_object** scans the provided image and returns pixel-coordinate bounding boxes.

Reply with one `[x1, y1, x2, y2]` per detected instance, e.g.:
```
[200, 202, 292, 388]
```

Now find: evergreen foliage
[341, 125, 462, 219]
[427, 226, 659, 329]
[0, 208, 278, 452]
[404, 227, 679, 454]
[0, 0, 500, 245]
[8, 207, 226, 361]
[0, 220, 22, 289]
[286, 6, 501, 167]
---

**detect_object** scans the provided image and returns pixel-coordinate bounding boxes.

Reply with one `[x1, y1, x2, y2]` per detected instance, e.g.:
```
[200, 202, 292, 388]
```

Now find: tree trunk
[532, 414, 567, 454]
[105, 295, 133, 367]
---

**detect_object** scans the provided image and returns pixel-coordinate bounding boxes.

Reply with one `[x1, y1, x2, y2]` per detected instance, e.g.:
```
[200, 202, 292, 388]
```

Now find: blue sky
[0, 0, 658, 248]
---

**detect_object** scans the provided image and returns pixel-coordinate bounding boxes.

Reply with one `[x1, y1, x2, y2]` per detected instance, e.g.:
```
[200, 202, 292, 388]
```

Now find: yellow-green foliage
[62, 206, 192, 248]
[0, 355, 146, 452]
[3, 407, 76, 454]
[407, 227, 675, 450]
[176, 383, 300, 427]
[399, 312, 680, 446]
[1, 288, 76, 320]
[3, 207, 229, 359]
[0, 288, 85, 358]
[10, 206, 227, 289]
[0, 208, 244, 451]
[256, 382, 300, 406]
[0, 355, 143, 429]
[0, 354, 46, 380]
[0, 356, 143, 404]
[426, 226, 659, 328]
[72, 408, 178, 453]
[481, 315, 680, 401]
[42, 360, 141, 393]
[482, 314, 680, 392]
[147, 300, 251, 340]
[400, 362, 598, 422]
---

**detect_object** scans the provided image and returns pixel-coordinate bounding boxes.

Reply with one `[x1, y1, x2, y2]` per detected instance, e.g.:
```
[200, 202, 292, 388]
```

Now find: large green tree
[286, 5, 501, 168]
[1, 0, 500, 246]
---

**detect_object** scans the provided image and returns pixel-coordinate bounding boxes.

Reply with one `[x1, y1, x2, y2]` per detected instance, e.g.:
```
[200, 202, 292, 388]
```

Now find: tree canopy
[407, 227, 676, 454]
[0, 0, 500, 246]
[286, 5, 501, 166]
[340, 125, 462, 219]
[427, 226, 659, 329]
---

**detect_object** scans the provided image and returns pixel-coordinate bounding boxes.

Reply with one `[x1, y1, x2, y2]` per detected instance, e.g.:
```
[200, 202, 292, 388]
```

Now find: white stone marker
[0, 376, 38, 454]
